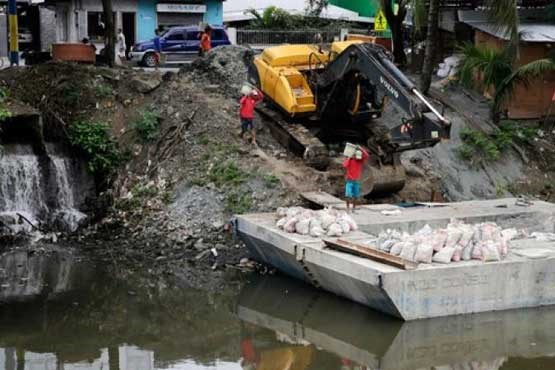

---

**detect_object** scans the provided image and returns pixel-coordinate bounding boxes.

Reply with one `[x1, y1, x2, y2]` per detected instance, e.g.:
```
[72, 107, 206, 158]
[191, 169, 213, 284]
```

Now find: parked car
[129, 25, 231, 67]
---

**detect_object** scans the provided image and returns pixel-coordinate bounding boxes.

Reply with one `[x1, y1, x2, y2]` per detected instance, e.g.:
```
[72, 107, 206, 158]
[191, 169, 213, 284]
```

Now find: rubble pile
[375, 219, 520, 264]
[187, 45, 254, 97]
[275, 207, 358, 237]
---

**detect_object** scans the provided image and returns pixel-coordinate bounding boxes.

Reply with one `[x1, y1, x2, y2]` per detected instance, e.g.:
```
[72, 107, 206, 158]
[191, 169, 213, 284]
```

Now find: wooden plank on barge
[300, 191, 344, 208]
[323, 238, 417, 270]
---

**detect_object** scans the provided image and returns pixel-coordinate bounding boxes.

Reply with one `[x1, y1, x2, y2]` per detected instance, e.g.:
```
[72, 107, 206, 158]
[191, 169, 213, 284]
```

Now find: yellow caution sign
[374, 10, 388, 32]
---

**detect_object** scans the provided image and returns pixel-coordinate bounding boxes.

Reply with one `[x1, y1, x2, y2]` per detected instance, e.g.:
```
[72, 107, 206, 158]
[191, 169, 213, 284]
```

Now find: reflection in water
[0, 274, 554, 370]
[236, 275, 555, 370]
[0, 248, 92, 303]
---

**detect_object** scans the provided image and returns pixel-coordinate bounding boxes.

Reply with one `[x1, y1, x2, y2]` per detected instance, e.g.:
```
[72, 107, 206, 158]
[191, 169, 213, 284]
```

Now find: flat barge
[235, 197, 555, 320]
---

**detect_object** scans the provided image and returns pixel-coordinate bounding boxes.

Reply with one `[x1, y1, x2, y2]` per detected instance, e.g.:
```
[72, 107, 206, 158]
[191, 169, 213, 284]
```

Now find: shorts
[345, 180, 361, 199]
[241, 118, 254, 132]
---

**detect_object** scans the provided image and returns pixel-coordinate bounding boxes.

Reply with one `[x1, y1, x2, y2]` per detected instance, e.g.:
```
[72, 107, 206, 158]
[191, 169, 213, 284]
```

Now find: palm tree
[494, 52, 555, 113]
[457, 42, 555, 120]
[419, 0, 440, 93]
[457, 1, 555, 118]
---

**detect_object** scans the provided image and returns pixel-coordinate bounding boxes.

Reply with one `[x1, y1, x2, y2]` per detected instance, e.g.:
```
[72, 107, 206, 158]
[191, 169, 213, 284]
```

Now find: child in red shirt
[239, 88, 264, 145]
[342, 146, 369, 212]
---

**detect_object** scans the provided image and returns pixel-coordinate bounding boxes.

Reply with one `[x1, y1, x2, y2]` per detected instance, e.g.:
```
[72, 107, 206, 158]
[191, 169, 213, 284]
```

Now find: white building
[223, 0, 373, 24]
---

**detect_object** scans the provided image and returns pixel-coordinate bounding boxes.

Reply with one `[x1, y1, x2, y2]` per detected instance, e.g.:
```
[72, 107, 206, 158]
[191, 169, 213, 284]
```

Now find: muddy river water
[1, 252, 555, 370]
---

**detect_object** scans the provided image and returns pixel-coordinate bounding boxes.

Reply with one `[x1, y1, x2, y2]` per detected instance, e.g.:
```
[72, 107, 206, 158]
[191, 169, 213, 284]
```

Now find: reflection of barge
[236, 198, 555, 320]
[237, 275, 555, 370]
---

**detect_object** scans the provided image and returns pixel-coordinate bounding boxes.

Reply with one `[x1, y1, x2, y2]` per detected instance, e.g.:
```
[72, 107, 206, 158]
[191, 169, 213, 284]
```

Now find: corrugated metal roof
[469, 22, 555, 42]
[459, 9, 555, 43]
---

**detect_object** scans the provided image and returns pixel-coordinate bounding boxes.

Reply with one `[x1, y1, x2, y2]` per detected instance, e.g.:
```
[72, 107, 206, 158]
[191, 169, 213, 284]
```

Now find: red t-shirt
[240, 91, 264, 118]
[342, 148, 369, 181]
[200, 33, 211, 51]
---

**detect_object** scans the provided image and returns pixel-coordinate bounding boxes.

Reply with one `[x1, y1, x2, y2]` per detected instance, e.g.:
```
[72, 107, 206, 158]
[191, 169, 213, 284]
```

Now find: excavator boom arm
[317, 43, 450, 150]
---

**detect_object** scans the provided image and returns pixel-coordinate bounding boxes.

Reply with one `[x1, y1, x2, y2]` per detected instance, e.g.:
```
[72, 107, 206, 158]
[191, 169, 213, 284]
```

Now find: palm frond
[484, 0, 520, 58]
[494, 57, 555, 111]
[245, 8, 262, 21]
[456, 43, 512, 91]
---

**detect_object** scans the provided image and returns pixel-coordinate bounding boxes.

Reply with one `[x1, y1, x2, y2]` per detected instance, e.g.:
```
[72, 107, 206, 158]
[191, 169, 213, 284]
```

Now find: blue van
[129, 25, 231, 67]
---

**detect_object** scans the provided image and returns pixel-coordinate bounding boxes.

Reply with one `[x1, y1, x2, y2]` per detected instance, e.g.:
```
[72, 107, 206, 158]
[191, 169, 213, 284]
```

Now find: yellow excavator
[248, 40, 451, 196]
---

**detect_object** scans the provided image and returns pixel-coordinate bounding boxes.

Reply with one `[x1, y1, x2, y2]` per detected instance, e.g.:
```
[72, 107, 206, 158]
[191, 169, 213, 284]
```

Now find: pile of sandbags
[437, 55, 462, 78]
[376, 219, 520, 264]
[275, 207, 357, 237]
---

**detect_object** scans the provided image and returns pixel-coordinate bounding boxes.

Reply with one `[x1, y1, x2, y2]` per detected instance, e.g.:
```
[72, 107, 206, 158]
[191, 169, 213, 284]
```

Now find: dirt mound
[185, 45, 254, 97]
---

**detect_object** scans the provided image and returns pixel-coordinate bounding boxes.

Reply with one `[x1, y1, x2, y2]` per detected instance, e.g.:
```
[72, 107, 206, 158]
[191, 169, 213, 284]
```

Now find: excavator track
[257, 104, 407, 197]
[256, 104, 330, 170]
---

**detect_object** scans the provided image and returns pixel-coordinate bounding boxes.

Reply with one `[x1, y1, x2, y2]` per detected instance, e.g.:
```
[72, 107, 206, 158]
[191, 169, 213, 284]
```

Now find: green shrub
[95, 84, 114, 98]
[263, 174, 280, 187]
[459, 121, 538, 163]
[0, 87, 11, 122]
[209, 160, 250, 186]
[62, 82, 82, 108]
[225, 191, 253, 214]
[133, 109, 160, 143]
[69, 120, 120, 175]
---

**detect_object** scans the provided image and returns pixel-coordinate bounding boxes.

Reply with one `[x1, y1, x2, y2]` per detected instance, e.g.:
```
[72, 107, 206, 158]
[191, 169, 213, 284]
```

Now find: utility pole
[8, 0, 18, 66]
[102, 0, 115, 67]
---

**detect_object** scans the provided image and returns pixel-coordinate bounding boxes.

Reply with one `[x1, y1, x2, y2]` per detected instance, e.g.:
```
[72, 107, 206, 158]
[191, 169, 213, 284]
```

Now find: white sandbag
[310, 225, 325, 237]
[284, 217, 298, 233]
[340, 213, 358, 231]
[390, 241, 404, 256]
[462, 243, 473, 261]
[337, 219, 351, 233]
[399, 242, 417, 261]
[437, 66, 450, 78]
[452, 245, 463, 262]
[433, 246, 456, 264]
[309, 218, 322, 229]
[444, 55, 462, 67]
[479, 222, 502, 242]
[286, 207, 303, 218]
[295, 218, 310, 235]
[415, 224, 433, 236]
[327, 223, 343, 237]
[457, 225, 475, 248]
[319, 212, 336, 230]
[501, 228, 519, 242]
[380, 239, 397, 253]
[414, 243, 434, 264]
[276, 217, 288, 229]
[445, 227, 463, 248]
[471, 242, 484, 261]
[277, 207, 288, 217]
[483, 240, 501, 261]
[431, 229, 448, 252]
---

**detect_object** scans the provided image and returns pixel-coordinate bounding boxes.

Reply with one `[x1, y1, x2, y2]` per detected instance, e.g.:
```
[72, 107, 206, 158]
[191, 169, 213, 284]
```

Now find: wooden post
[102, 0, 115, 67]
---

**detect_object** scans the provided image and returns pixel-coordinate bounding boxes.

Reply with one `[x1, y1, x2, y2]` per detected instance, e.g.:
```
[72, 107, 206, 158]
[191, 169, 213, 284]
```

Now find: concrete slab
[236, 198, 555, 320]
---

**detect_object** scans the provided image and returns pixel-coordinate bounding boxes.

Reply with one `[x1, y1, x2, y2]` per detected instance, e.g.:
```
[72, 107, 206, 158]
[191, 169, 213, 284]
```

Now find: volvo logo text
[380, 76, 399, 99]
